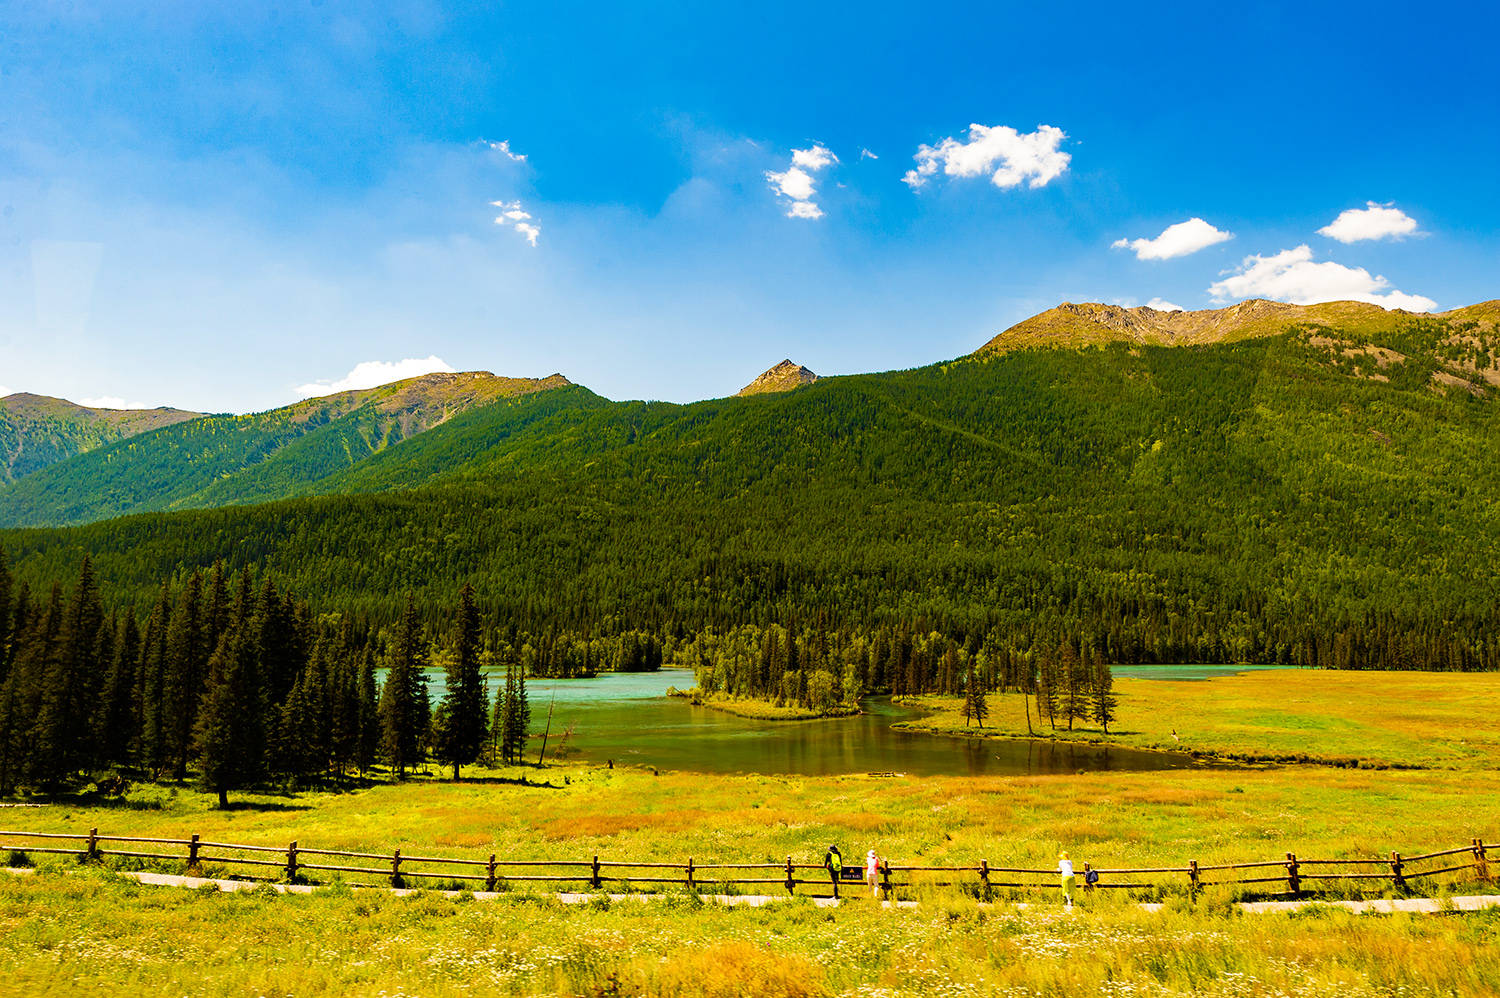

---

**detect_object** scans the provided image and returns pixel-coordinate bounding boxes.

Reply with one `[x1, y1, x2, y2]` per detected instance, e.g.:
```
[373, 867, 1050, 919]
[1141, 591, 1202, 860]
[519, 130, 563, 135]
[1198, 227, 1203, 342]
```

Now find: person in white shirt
[865, 849, 880, 899]
[1058, 851, 1077, 908]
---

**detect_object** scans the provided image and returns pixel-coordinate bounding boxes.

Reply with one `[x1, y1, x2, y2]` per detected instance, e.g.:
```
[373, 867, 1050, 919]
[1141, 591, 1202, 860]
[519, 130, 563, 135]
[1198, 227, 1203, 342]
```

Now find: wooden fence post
[390, 848, 401, 888]
[286, 841, 298, 882]
[785, 855, 796, 895]
[1189, 860, 1200, 896]
[86, 827, 99, 862]
[188, 834, 200, 868]
[1473, 838, 1490, 883]
[686, 857, 695, 892]
[979, 859, 990, 898]
[591, 855, 601, 890]
[1390, 851, 1405, 891]
[881, 860, 892, 900]
[1285, 853, 1300, 895]
[485, 854, 496, 893]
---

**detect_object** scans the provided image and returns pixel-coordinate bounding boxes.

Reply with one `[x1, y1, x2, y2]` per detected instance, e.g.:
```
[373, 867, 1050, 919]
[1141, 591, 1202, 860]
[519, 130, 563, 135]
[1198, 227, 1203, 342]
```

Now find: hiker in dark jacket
[823, 845, 843, 899]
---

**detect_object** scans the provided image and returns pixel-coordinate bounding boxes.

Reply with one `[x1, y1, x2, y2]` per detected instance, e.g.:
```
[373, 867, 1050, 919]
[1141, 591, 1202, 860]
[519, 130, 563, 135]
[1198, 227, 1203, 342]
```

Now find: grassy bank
[3, 866, 1499, 997]
[3, 764, 1497, 879]
[895, 669, 1500, 768]
[667, 687, 860, 720]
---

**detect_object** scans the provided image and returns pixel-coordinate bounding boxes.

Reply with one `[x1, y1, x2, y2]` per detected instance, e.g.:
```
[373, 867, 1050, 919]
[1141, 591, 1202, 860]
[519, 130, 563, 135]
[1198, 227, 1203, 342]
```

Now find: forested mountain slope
[0, 393, 203, 484]
[4, 301, 1499, 670]
[978, 297, 1500, 353]
[0, 372, 572, 527]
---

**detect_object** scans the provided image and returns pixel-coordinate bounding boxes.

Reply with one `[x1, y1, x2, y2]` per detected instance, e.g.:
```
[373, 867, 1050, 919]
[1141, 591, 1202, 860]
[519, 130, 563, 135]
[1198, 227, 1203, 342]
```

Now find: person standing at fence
[824, 845, 843, 899]
[865, 849, 880, 899]
[1058, 851, 1077, 909]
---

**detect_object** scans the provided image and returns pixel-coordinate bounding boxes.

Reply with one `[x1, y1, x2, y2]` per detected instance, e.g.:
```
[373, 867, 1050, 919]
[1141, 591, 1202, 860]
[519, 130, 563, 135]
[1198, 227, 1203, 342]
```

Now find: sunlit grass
[3, 765, 1496, 886]
[897, 669, 1500, 768]
[2, 867, 1498, 997]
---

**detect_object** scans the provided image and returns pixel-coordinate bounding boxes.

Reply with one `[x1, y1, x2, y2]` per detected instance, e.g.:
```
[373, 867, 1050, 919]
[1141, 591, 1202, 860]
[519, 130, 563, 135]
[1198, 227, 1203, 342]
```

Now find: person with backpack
[823, 845, 843, 899]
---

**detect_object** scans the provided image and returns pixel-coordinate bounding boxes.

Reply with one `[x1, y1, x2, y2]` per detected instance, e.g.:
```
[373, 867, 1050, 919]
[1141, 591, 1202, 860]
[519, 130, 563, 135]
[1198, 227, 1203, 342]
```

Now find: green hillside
[3, 301, 1498, 671]
[0, 394, 202, 484]
[0, 372, 572, 527]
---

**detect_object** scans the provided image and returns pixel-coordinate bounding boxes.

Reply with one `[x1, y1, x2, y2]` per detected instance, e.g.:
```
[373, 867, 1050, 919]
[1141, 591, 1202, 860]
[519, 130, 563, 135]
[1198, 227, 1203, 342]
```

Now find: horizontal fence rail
[1, 829, 1493, 899]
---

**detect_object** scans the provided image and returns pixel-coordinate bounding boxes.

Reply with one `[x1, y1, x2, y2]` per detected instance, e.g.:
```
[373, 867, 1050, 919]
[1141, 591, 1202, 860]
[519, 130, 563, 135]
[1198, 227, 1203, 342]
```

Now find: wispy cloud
[486, 139, 527, 163]
[293, 356, 457, 399]
[81, 395, 156, 409]
[1318, 201, 1419, 243]
[859, 148, 878, 160]
[490, 200, 540, 245]
[766, 144, 838, 219]
[1209, 245, 1435, 311]
[1113, 218, 1233, 260]
[903, 124, 1069, 191]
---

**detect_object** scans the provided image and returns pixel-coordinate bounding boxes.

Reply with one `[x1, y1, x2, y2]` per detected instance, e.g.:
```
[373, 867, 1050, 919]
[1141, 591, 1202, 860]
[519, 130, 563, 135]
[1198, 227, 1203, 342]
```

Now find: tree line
[0, 552, 551, 805]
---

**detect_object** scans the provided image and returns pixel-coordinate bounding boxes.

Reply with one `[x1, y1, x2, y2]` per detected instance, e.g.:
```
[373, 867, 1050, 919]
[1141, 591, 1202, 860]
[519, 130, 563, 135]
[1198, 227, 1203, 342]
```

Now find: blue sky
[1, 1, 1496, 412]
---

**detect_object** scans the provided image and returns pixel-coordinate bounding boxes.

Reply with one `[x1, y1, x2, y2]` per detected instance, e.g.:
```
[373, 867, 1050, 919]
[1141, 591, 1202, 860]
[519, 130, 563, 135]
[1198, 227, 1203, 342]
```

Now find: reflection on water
[410, 667, 1203, 777]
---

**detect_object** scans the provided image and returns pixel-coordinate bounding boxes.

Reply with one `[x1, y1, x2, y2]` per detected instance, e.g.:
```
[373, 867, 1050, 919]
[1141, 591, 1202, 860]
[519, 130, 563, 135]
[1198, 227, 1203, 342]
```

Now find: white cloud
[1318, 201, 1419, 243]
[293, 356, 457, 399]
[791, 146, 837, 171]
[860, 148, 878, 160]
[767, 166, 817, 201]
[766, 144, 838, 219]
[1146, 298, 1186, 312]
[486, 140, 527, 162]
[1112, 217, 1233, 260]
[1208, 245, 1435, 312]
[902, 123, 1070, 191]
[0, 386, 12, 398]
[81, 395, 155, 409]
[490, 200, 540, 246]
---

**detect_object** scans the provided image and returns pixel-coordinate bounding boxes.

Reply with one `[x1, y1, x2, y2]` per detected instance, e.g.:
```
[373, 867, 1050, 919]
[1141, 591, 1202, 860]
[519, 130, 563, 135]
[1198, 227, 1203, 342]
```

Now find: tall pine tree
[435, 584, 487, 779]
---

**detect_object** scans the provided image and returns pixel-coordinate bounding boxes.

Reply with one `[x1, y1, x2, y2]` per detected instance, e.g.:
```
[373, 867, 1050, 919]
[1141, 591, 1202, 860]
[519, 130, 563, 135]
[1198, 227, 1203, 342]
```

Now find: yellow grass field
[897, 669, 1500, 768]
[3, 668, 1499, 996]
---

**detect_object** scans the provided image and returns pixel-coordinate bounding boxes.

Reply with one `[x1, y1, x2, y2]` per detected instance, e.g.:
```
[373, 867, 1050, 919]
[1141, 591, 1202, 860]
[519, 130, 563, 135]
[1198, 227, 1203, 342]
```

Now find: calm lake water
[418, 667, 1203, 777]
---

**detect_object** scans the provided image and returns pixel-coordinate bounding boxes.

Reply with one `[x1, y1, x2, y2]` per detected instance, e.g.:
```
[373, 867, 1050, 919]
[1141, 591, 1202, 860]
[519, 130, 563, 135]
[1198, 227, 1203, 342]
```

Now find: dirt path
[7, 867, 1498, 914]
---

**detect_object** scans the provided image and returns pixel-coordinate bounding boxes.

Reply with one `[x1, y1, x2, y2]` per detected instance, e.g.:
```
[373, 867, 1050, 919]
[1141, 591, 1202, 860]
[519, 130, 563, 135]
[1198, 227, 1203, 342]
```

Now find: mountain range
[2, 297, 1498, 669]
[0, 394, 202, 485]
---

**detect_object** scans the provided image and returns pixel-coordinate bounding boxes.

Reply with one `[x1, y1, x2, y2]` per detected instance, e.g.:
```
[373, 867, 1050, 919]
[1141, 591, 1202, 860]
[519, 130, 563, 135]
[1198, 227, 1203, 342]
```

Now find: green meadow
[3, 669, 1499, 996]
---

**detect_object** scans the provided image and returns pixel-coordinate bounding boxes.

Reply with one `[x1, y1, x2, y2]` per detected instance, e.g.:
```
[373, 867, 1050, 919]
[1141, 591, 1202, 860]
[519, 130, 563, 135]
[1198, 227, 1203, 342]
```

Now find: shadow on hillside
[446, 776, 563, 790]
[221, 801, 313, 813]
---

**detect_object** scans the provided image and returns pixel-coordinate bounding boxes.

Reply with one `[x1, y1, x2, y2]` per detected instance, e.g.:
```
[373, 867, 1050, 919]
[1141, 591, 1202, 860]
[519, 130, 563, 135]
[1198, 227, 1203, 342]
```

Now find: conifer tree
[971, 664, 988, 729]
[0, 548, 13, 686]
[355, 647, 379, 775]
[435, 583, 487, 780]
[1090, 648, 1118, 734]
[961, 663, 977, 727]
[99, 612, 141, 766]
[136, 583, 172, 776]
[195, 630, 262, 808]
[1060, 640, 1087, 731]
[1035, 645, 1058, 730]
[33, 563, 103, 785]
[162, 571, 204, 778]
[378, 595, 426, 778]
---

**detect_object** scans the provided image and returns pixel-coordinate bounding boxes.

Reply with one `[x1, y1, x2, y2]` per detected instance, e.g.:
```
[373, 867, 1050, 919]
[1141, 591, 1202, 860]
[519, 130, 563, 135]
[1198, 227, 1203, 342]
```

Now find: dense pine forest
[3, 313, 1500, 687]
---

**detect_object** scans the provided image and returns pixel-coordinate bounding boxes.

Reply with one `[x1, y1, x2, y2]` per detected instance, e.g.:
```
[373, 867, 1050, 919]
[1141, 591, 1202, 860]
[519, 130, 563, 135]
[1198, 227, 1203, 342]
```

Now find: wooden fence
[1, 829, 1493, 899]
